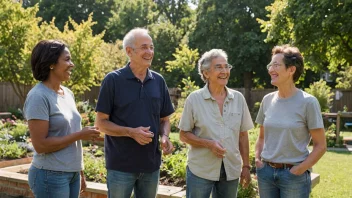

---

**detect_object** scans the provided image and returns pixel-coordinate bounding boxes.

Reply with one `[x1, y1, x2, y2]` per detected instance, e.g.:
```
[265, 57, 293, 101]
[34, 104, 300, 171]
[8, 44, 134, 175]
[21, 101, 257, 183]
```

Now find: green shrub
[325, 124, 343, 147]
[76, 100, 96, 126]
[250, 102, 261, 123]
[305, 79, 334, 112]
[83, 152, 106, 183]
[9, 123, 28, 142]
[161, 148, 187, 180]
[0, 141, 27, 159]
[7, 107, 24, 120]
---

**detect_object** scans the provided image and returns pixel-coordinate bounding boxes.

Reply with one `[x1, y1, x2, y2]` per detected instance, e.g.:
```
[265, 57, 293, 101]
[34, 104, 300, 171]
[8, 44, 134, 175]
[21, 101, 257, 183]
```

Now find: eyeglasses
[132, 45, 154, 52]
[213, 64, 233, 71]
[267, 63, 284, 70]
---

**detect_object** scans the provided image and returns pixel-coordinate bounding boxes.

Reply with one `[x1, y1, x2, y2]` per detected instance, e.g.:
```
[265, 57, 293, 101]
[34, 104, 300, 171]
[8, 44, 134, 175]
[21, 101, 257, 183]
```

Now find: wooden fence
[1, 82, 351, 114]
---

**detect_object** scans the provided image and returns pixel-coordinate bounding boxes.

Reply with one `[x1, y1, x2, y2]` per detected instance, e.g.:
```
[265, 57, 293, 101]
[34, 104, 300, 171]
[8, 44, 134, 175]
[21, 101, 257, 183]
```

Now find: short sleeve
[95, 73, 115, 115]
[23, 93, 49, 121]
[240, 95, 254, 132]
[306, 97, 324, 130]
[255, 99, 265, 125]
[178, 95, 195, 132]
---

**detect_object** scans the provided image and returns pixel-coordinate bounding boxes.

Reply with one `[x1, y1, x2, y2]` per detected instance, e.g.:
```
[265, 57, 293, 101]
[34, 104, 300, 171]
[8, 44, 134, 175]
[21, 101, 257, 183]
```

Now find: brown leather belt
[264, 161, 294, 169]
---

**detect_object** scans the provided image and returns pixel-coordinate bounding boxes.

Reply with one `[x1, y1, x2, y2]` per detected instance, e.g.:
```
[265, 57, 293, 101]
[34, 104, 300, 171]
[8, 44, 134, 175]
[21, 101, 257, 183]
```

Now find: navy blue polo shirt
[95, 63, 174, 173]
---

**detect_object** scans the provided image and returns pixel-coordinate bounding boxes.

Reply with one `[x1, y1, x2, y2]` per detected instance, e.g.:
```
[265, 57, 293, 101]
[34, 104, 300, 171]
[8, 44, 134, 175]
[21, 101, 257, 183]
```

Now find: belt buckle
[268, 162, 277, 169]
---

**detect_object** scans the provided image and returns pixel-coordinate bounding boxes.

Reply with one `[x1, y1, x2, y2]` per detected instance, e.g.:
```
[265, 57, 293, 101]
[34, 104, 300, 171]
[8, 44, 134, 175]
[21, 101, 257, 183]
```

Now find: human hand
[208, 140, 226, 158]
[161, 135, 174, 155]
[130, 126, 154, 145]
[255, 158, 264, 169]
[289, 166, 305, 176]
[80, 126, 100, 141]
[240, 167, 251, 188]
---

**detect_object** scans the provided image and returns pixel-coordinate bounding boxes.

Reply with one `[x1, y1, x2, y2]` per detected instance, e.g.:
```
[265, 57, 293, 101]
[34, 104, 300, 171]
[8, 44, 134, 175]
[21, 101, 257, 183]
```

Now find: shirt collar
[123, 62, 155, 81]
[201, 84, 234, 100]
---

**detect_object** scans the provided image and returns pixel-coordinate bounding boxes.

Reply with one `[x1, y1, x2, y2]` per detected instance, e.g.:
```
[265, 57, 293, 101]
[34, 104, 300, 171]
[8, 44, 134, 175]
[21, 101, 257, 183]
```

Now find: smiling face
[127, 33, 154, 69]
[204, 56, 230, 87]
[268, 53, 295, 87]
[50, 47, 74, 82]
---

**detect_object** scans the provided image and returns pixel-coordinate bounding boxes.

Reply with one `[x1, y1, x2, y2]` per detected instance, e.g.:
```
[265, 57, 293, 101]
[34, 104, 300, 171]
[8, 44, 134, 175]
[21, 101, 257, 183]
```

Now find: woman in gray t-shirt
[255, 45, 326, 198]
[24, 40, 100, 198]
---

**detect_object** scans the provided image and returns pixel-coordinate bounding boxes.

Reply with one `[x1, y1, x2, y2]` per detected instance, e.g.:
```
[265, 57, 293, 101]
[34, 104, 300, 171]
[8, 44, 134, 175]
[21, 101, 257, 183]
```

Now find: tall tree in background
[0, 1, 40, 104]
[104, 0, 158, 42]
[189, 0, 273, 104]
[258, 0, 352, 88]
[23, 0, 114, 36]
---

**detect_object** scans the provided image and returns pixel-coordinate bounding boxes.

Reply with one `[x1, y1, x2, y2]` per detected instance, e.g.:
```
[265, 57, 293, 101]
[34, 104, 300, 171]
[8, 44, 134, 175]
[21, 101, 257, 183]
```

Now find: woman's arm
[290, 128, 326, 175]
[255, 125, 265, 167]
[179, 130, 226, 158]
[28, 120, 100, 154]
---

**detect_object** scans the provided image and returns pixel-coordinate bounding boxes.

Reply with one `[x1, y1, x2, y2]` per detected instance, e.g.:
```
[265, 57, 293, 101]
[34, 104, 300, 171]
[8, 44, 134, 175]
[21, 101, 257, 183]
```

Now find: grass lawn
[311, 150, 352, 198]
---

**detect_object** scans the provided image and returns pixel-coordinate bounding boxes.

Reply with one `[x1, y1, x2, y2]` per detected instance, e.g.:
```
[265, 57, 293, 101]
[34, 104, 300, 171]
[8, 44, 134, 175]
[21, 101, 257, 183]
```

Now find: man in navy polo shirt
[95, 28, 174, 198]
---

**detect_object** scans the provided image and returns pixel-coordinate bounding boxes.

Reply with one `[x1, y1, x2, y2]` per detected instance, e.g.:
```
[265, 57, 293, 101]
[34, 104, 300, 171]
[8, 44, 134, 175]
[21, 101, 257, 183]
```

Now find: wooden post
[336, 113, 341, 146]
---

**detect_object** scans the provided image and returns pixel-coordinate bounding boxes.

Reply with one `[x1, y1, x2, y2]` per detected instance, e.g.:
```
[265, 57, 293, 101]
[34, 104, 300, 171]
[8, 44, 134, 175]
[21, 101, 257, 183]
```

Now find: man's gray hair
[123, 28, 150, 54]
[198, 49, 228, 83]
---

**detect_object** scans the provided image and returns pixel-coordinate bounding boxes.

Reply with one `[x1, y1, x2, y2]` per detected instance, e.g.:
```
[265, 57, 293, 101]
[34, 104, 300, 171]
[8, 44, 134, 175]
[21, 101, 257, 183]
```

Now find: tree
[0, 1, 40, 104]
[189, 0, 273, 103]
[104, 0, 158, 42]
[23, 0, 115, 36]
[258, 0, 352, 87]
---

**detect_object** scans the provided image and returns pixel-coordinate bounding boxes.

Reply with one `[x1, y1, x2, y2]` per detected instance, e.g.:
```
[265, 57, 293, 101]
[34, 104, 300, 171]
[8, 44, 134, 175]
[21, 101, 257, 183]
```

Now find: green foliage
[0, 1, 40, 103]
[23, 0, 115, 37]
[7, 108, 24, 120]
[325, 124, 343, 147]
[76, 101, 96, 126]
[259, 0, 352, 86]
[9, 123, 28, 142]
[250, 102, 261, 123]
[105, 0, 158, 42]
[0, 141, 27, 159]
[83, 151, 106, 183]
[305, 80, 334, 113]
[170, 77, 200, 132]
[161, 149, 187, 179]
[190, 0, 273, 88]
[336, 66, 352, 89]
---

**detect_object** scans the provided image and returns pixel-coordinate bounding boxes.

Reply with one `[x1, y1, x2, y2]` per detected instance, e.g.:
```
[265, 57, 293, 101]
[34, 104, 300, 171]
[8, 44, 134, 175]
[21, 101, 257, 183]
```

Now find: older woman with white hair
[179, 49, 254, 198]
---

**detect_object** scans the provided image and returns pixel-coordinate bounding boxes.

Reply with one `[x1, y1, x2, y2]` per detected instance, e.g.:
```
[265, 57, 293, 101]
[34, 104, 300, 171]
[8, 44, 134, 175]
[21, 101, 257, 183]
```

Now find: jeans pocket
[28, 166, 39, 191]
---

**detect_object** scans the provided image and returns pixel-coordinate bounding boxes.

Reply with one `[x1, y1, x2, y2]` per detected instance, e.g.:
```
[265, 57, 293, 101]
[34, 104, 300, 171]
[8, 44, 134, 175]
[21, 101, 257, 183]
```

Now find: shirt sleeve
[240, 94, 254, 132]
[178, 95, 195, 132]
[306, 97, 324, 130]
[95, 73, 115, 115]
[23, 93, 49, 121]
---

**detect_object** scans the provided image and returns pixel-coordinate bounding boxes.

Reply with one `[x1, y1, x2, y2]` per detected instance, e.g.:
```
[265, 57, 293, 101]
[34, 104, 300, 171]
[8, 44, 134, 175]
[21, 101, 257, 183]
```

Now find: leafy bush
[325, 123, 343, 147]
[161, 148, 187, 180]
[7, 107, 24, 120]
[83, 151, 106, 183]
[0, 141, 27, 159]
[76, 100, 96, 126]
[250, 102, 261, 123]
[238, 177, 258, 198]
[9, 123, 28, 142]
[305, 79, 334, 112]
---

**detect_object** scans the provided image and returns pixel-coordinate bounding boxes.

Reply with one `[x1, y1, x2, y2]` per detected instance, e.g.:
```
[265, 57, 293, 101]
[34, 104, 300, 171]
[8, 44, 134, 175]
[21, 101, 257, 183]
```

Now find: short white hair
[123, 28, 150, 54]
[198, 49, 228, 83]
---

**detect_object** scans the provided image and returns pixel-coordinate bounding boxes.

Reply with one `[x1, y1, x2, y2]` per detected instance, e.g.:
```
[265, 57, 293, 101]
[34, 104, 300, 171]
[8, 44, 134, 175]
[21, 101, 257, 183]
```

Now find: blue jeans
[28, 165, 80, 198]
[107, 169, 160, 198]
[186, 166, 239, 198]
[256, 162, 311, 198]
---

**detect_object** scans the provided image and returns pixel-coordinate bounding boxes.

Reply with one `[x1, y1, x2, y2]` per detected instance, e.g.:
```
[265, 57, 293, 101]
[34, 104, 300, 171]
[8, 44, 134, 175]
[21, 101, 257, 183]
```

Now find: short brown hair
[31, 40, 66, 81]
[272, 45, 304, 82]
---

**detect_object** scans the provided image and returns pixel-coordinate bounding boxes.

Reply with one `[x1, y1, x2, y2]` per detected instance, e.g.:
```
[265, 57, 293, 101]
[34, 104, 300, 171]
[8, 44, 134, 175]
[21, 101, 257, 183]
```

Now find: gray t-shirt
[255, 89, 324, 164]
[23, 83, 83, 172]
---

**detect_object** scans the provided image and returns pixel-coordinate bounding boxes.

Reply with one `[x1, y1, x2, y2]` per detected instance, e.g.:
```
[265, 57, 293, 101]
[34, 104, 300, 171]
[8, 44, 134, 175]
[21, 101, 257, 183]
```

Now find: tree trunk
[243, 71, 253, 109]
